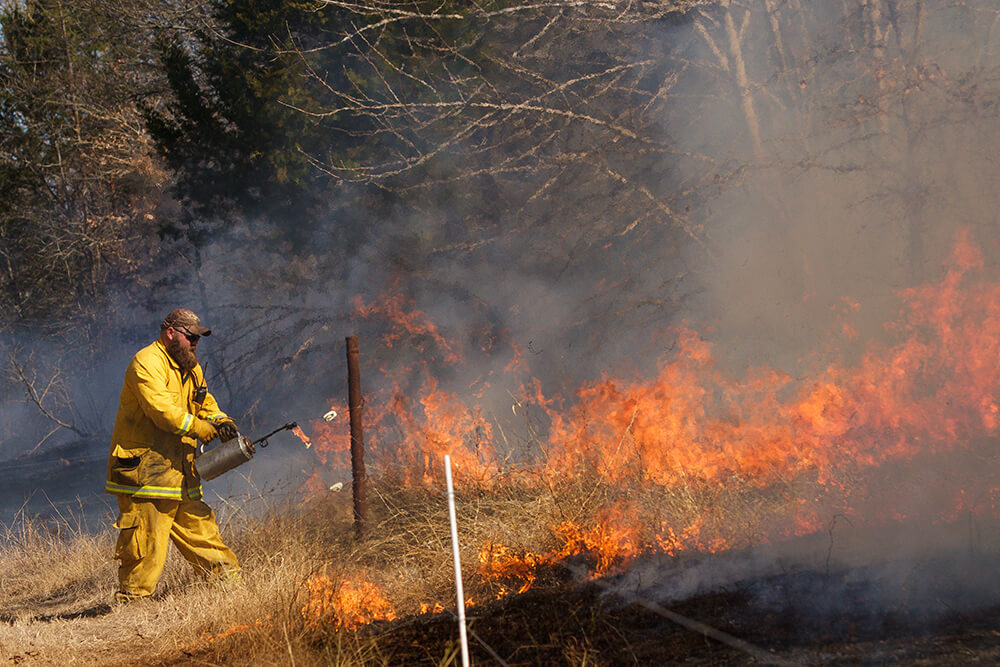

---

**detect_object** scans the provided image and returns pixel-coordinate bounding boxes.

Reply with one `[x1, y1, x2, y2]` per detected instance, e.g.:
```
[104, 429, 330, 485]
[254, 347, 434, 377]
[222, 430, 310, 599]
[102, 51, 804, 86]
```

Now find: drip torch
[194, 422, 299, 481]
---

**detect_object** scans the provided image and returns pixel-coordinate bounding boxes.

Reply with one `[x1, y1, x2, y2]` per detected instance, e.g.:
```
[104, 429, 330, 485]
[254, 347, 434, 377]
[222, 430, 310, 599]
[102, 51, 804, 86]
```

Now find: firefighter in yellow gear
[106, 308, 240, 602]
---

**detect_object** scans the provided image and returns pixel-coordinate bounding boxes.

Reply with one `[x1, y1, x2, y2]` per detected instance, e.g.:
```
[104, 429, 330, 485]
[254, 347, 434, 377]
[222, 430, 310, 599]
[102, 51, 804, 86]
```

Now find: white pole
[445, 455, 470, 667]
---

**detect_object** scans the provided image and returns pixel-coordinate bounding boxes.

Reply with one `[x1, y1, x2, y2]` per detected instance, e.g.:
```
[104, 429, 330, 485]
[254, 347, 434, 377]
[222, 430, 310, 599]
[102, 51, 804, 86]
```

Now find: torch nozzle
[254, 422, 300, 446]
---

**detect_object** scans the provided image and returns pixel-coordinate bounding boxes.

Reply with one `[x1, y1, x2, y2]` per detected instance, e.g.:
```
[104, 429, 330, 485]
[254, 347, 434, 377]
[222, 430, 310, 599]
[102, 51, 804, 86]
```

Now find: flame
[304, 228, 1000, 601]
[551, 505, 642, 576]
[540, 229, 1000, 494]
[301, 573, 396, 631]
[478, 506, 649, 596]
[381, 377, 498, 486]
[420, 601, 446, 614]
[478, 542, 546, 597]
[353, 280, 462, 365]
[309, 376, 501, 488]
[291, 424, 312, 449]
[656, 519, 713, 556]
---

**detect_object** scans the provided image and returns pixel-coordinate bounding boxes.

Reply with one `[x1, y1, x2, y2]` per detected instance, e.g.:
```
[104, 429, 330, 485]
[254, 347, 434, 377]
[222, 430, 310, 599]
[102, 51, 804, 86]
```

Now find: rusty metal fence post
[346, 336, 368, 540]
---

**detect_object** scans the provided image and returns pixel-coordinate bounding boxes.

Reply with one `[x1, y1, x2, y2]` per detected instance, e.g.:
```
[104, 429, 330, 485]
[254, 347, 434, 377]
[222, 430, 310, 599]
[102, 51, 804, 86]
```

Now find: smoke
[577, 0, 1000, 618]
[4, 3, 1000, 624]
[668, 2, 1000, 373]
[615, 515, 1000, 631]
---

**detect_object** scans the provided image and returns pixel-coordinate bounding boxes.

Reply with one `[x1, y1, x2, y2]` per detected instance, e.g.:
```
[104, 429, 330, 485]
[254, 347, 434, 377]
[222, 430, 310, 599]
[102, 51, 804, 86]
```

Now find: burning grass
[0, 462, 799, 664]
[0, 443, 999, 665]
[3, 231, 1000, 662]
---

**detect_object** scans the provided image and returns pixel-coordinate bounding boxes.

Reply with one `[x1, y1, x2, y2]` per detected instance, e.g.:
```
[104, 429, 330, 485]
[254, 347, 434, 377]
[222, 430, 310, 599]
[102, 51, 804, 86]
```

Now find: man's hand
[217, 420, 239, 442]
[192, 419, 218, 442]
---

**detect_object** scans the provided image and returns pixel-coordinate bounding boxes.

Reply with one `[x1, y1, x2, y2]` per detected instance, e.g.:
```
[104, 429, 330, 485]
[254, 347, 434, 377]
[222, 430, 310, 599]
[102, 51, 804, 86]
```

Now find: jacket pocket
[109, 443, 148, 489]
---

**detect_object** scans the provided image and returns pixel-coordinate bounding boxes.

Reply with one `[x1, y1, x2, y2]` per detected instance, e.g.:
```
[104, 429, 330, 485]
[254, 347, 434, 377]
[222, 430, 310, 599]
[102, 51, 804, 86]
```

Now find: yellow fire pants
[113, 494, 240, 598]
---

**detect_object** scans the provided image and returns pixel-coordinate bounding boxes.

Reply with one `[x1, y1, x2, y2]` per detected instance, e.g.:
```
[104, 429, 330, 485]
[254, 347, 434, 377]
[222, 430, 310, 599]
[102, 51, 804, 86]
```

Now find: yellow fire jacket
[105, 340, 228, 500]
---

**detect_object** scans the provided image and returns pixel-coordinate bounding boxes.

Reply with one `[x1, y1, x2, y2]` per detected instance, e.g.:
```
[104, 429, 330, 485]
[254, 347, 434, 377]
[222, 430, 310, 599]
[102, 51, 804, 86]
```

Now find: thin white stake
[444, 455, 471, 667]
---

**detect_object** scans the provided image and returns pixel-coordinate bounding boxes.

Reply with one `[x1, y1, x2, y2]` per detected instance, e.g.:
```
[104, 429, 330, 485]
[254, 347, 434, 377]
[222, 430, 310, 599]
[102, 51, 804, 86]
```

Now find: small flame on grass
[301, 574, 396, 630]
[479, 507, 730, 597]
[419, 599, 473, 615]
[479, 543, 545, 597]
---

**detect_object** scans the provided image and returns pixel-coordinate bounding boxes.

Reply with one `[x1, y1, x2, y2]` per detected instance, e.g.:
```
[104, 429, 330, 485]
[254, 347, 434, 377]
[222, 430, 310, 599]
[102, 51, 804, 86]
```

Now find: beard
[165, 335, 198, 372]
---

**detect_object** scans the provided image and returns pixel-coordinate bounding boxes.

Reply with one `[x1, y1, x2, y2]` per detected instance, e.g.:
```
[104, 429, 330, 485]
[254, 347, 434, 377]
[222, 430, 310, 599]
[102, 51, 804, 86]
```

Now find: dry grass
[0, 506, 118, 623]
[0, 462, 871, 665]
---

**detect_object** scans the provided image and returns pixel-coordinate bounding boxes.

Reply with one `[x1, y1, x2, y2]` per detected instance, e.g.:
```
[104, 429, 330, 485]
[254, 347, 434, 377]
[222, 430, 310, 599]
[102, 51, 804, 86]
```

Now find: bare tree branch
[8, 354, 88, 442]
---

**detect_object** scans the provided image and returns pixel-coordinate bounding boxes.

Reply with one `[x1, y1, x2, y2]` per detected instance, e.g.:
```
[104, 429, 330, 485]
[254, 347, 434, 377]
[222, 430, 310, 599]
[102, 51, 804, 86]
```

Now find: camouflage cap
[161, 308, 212, 336]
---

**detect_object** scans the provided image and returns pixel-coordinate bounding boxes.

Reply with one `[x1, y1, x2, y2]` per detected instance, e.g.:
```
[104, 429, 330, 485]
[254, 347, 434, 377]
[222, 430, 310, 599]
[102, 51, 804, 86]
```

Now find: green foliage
[0, 0, 165, 330]
[144, 0, 353, 239]
[144, 0, 528, 249]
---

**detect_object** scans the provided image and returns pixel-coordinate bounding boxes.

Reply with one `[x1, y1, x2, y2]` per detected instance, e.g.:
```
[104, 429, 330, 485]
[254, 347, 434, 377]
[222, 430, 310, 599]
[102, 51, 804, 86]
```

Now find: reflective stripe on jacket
[106, 340, 229, 500]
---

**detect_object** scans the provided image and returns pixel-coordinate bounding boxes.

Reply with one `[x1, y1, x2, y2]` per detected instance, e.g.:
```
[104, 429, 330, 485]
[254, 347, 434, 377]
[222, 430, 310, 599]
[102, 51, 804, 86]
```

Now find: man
[106, 308, 241, 602]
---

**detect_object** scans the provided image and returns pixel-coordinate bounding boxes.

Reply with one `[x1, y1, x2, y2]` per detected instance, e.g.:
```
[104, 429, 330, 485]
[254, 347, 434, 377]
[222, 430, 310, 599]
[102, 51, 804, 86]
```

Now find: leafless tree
[270, 0, 1000, 370]
[0, 0, 216, 333]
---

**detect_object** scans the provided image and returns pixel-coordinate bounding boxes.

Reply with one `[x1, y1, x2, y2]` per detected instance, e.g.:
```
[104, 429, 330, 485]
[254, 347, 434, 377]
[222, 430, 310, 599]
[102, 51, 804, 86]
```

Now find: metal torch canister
[195, 434, 255, 481]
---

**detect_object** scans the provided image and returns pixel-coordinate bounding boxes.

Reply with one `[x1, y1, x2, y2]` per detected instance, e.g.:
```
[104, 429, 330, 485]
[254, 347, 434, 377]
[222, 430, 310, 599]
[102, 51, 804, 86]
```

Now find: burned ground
[178, 530, 1000, 666]
[291, 555, 1000, 665]
[351, 549, 1000, 665]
